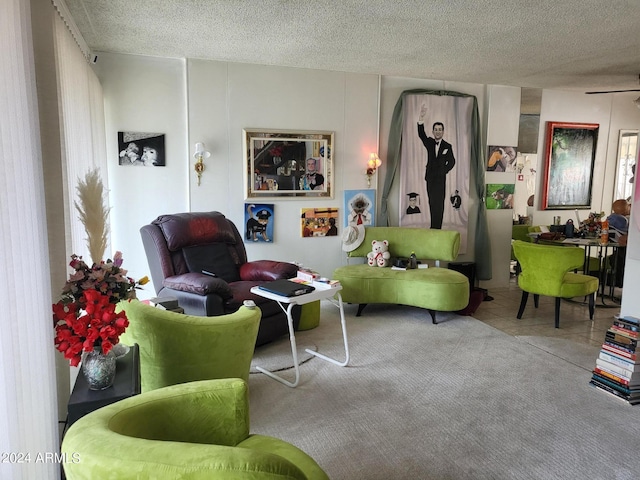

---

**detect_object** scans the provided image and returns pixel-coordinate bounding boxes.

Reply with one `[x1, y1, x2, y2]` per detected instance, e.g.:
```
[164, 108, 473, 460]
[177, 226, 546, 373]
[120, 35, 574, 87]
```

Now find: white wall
[530, 90, 619, 226]
[187, 61, 380, 279]
[620, 100, 640, 317]
[96, 55, 379, 287]
[485, 85, 522, 288]
[595, 93, 640, 317]
[94, 53, 189, 296]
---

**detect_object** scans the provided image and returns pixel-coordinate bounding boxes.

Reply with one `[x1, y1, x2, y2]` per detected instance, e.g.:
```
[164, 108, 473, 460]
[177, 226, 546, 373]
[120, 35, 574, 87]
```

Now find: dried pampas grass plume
[75, 168, 110, 265]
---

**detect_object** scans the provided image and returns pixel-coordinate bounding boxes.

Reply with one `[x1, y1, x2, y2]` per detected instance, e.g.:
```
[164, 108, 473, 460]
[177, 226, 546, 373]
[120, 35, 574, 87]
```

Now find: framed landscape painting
[541, 122, 599, 210]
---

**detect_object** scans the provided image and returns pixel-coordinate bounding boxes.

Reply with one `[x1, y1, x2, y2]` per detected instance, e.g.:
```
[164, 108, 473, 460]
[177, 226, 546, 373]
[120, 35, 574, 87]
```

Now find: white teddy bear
[367, 240, 390, 267]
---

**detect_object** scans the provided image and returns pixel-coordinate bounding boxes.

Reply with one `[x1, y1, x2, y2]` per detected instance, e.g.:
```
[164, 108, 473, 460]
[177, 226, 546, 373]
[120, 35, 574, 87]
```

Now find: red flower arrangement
[52, 252, 148, 366]
[53, 290, 129, 366]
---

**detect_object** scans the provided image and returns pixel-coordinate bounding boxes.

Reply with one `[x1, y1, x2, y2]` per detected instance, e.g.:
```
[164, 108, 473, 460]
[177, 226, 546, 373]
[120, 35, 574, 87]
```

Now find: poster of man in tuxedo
[399, 94, 472, 254]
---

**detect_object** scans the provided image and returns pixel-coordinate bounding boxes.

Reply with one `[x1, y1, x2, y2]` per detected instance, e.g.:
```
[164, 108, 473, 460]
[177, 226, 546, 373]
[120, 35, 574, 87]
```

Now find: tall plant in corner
[74, 168, 110, 265]
[53, 168, 148, 367]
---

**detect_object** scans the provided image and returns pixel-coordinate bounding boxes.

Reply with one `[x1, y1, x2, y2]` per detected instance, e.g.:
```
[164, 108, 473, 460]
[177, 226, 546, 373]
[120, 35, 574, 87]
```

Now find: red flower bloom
[101, 341, 113, 355]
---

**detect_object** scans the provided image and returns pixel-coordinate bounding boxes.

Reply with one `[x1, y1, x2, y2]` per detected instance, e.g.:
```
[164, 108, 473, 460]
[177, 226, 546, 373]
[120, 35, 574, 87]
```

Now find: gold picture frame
[244, 128, 334, 199]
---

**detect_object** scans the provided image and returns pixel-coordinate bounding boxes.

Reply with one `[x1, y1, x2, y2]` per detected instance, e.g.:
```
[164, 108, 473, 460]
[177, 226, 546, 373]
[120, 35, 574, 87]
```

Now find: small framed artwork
[244, 129, 334, 199]
[344, 189, 375, 227]
[118, 132, 165, 166]
[486, 145, 518, 172]
[541, 122, 599, 210]
[300, 208, 339, 237]
[244, 204, 274, 242]
[486, 184, 515, 209]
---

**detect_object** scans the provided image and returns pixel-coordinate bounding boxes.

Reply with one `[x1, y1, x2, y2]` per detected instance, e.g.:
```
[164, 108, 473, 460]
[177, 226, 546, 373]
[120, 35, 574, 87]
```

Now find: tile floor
[474, 274, 623, 348]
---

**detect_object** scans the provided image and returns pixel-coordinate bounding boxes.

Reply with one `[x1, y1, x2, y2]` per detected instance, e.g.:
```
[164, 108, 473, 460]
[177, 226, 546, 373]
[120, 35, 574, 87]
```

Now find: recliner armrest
[163, 273, 233, 297]
[239, 260, 298, 282]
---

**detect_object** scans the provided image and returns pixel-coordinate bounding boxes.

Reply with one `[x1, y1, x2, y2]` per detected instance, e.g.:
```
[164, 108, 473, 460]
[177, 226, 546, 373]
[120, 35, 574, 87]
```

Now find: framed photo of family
[541, 121, 599, 210]
[244, 128, 334, 199]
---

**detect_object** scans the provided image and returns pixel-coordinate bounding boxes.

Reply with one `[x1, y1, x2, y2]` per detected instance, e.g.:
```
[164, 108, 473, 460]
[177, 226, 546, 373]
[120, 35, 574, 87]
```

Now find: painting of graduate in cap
[406, 192, 421, 215]
[245, 204, 274, 242]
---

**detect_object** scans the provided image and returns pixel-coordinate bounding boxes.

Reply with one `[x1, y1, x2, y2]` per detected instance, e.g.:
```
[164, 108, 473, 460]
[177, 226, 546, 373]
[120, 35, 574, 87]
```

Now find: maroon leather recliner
[140, 211, 300, 346]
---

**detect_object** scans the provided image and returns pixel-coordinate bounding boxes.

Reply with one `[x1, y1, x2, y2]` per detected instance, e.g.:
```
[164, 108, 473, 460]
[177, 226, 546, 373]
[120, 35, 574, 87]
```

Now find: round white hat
[341, 224, 366, 252]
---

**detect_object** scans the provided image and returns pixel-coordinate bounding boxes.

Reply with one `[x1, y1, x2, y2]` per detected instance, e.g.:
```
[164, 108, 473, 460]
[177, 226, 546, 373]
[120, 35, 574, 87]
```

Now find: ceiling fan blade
[585, 89, 640, 94]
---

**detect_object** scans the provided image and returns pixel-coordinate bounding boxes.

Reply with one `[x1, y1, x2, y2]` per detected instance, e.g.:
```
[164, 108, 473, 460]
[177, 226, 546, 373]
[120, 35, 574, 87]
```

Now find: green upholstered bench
[333, 227, 469, 323]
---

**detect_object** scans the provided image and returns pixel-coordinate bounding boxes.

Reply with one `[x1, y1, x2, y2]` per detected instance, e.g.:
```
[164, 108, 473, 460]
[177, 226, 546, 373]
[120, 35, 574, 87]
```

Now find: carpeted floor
[515, 335, 601, 372]
[248, 303, 640, 480]
[250, 341, 316, 373]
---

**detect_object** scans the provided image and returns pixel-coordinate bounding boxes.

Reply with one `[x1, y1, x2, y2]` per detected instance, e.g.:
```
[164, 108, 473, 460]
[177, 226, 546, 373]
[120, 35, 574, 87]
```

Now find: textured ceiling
[64, 0, 640, 94]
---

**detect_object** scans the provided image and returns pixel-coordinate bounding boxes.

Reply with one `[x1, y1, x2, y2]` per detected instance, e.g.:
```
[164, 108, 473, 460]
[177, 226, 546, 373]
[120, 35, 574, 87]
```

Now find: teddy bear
[367, 240, 390, 267]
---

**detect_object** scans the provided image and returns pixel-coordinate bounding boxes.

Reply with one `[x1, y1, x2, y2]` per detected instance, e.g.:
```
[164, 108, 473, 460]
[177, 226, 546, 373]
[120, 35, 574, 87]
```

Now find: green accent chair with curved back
[512, 240, 599, 328]
[61, 378, 329, 479]
[118, 300, 260, 392]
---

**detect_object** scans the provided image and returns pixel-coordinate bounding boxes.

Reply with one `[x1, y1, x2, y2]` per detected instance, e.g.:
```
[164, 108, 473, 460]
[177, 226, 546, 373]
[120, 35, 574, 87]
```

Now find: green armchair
[62, 378, 329, 479]
[512, 240, 599, 328]
[118, 300, 260, 392]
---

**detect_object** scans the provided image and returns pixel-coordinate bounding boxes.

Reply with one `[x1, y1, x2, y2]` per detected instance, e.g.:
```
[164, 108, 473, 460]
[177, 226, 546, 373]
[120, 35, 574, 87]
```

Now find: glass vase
[82, 346, 116, 390]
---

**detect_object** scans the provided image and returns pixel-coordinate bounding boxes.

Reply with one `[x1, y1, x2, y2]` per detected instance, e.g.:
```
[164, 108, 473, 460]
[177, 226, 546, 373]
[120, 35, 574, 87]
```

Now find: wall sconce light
[366, 153, 382, 187]
[193, 142, 211, 186]
[635, 96, 640, 109]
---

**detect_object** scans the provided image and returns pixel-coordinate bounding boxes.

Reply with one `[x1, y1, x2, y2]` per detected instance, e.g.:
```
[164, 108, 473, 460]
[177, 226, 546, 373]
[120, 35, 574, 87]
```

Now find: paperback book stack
[590, 315, 640, 404]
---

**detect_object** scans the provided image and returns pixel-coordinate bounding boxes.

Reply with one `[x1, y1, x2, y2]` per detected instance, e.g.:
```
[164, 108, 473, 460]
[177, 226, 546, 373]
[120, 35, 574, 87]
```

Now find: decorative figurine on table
[578, 211, 604, 238]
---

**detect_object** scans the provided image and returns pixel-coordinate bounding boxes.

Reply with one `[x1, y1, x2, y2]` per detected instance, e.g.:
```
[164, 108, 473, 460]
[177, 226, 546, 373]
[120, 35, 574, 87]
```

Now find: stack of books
[297, 268, 320, 283]
[590, 315, 640, 404]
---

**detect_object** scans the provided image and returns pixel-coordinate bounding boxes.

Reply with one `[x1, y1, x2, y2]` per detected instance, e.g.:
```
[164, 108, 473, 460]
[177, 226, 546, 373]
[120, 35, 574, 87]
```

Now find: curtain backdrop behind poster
[399, 94, 472, 254]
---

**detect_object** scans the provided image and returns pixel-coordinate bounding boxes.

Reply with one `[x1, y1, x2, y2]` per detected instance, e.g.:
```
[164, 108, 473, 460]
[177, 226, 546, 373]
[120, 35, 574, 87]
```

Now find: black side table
[67, 344, 141, 427]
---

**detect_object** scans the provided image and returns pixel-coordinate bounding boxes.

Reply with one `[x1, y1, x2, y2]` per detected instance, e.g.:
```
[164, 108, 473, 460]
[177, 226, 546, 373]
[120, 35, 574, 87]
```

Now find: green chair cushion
[334, 264, 469, 312]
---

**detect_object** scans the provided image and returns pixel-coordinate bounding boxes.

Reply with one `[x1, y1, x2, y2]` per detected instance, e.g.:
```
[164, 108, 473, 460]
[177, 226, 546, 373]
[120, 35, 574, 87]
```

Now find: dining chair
[512, 240, 599, 328]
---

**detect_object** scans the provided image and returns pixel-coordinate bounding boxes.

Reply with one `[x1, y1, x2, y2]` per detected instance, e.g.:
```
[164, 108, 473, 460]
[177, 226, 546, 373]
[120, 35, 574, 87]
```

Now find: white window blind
[0, 0, 59, 477]
[53, 12, 109, 261]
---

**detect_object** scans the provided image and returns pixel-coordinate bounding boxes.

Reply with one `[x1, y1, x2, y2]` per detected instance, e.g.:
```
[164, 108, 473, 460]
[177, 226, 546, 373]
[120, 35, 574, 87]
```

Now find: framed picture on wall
[244, 129, 334, 199]
[541, 122, 599, 210]
[300, 208, 339, 237]
[486, 183, 515, 209]
[486, 145, 518, 172]
[118, 132, 165, 166]
[343, 189, 375, 227]
[244, 203, 274, 243]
